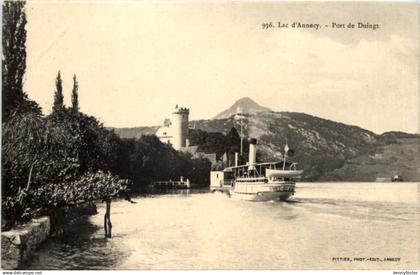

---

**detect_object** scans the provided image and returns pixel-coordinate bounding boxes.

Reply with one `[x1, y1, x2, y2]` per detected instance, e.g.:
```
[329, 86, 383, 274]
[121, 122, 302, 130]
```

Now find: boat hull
[228, 181, 296, 201]
[229, 190, 294, 201]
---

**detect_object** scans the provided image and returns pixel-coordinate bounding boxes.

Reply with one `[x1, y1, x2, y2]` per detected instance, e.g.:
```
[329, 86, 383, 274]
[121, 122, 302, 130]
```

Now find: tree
[52, 71, 64, 114]
[2, 111, 77, 227]
[2, 108, 127, 228]
[71, 74, 79, 113]
[2, 0, 40, 121]
[225, 127, 241, 153]
[2, 112, 79, 196]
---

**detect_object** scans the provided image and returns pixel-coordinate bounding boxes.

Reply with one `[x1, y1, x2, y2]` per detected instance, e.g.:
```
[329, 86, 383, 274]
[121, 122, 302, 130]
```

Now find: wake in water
[28, 183, 419, 270]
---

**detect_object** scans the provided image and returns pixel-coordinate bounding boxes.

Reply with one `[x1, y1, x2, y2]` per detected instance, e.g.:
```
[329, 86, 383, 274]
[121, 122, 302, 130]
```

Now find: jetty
[151, 177, 191, 189]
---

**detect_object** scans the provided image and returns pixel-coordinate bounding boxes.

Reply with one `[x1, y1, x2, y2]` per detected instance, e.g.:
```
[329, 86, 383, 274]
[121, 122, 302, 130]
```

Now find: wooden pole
[282, 152, 287, 170]
[104, 199, 112, 238]
[240, 120, 243, 156]
[283, 142, 289, 170]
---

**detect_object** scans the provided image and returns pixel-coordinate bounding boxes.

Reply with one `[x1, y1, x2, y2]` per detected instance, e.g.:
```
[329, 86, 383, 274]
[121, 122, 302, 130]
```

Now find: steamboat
[210, 138, 303, 201]
[151, 176, 191, 190]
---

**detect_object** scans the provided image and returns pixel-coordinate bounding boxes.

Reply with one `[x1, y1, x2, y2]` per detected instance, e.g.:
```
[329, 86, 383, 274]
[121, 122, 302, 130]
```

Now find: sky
[24, 1, 419, 134]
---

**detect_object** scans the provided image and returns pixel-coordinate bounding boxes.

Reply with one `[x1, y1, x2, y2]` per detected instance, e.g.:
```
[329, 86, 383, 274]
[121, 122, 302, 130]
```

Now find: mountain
[111, 98, 420, 181]
[213, 97, 272, 119]
[191, 112, 420, 181]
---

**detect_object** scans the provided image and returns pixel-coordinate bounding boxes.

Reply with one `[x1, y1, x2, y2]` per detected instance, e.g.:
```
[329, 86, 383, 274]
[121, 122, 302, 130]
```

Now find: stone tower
[171, 105, 189, 150]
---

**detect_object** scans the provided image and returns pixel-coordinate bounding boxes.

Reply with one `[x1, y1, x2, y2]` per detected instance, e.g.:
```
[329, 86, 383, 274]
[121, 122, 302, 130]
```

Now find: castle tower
[171, 105, 189, 150]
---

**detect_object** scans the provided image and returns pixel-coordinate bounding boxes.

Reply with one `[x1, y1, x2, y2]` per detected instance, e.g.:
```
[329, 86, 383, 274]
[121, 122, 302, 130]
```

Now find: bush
[2, 171, 129, 229]
[113, 135, 212, 191]
[30, 171, 129, 207]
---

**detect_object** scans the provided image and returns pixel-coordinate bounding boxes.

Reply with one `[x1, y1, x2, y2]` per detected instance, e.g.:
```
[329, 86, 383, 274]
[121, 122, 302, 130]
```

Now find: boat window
[224, 172, 234, 180]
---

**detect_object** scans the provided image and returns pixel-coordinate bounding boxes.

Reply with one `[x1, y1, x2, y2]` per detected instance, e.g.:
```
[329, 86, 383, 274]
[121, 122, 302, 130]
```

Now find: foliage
[188, 127, 243, 158]
[321, 137, 420, 182]
[2, 111, 77, 196]
[52, 71, 64, 114]
[2, 105, 212, 227]
[113, 135, 212, 191]
[225, 127, 241, 153]
[378, 131, 419, 145]
[47, 109, 121, 174]
[2, 105, 125, 226]
[2, 0, 26, 117]
[31, 171, 129, 207]
[303, 154, 345, 181]
[111, 126, 160, 139]
[2, 171, 129, 229]
[2, 0, 41, 121]
[2, 106, 122, 194]
[71, 74, 79, 113]
[186, 157, 212, 184]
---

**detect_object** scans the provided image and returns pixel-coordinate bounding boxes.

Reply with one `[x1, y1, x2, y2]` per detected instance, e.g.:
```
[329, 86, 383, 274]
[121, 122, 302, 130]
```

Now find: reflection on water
[28, 182, 419, 269]
[31, 219, 127, 270]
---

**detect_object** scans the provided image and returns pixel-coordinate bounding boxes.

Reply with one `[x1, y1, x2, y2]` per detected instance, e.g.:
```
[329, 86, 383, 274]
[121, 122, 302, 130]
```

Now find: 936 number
[262, 22, 274, 29]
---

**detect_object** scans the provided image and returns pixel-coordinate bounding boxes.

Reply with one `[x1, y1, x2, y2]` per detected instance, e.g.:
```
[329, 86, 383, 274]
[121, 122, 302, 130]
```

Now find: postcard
[1, 0, 419, 272]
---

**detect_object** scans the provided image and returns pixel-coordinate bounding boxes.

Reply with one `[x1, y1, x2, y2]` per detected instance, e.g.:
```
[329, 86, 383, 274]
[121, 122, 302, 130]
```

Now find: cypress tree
[71, 74, 79, 113]
[2, 0, 40, 121]
[52, 71, 64, 114]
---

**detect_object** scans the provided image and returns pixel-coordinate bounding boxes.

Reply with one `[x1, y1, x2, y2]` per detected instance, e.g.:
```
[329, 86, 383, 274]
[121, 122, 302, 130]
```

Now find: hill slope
[111, 112, 420, 182]
[322, 137, 420, 181]
[214, 97, 272, 119]
[110, 126, 159, 139]
[193, 111, 381, 180]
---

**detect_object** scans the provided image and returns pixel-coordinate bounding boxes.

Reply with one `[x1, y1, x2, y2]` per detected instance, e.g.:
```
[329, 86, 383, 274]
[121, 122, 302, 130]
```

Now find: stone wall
[1, 202, 98, 269]
[1, 217, 50, 269]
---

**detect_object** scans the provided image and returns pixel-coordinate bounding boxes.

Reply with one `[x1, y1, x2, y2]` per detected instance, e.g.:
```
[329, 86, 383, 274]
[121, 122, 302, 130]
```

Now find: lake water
[28, 182, 419, 270]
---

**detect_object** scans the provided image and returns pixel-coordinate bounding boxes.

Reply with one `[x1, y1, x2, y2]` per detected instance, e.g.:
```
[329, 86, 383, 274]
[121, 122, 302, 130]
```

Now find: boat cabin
[225, 161, 296, 177]
[210, 161, 299, 190]
[210, 170, 235, 189]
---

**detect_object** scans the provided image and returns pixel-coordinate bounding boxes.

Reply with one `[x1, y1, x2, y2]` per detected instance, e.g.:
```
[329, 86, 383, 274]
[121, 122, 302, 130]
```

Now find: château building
[155, 105, 219, 167]
[156, 105, 190, 150]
